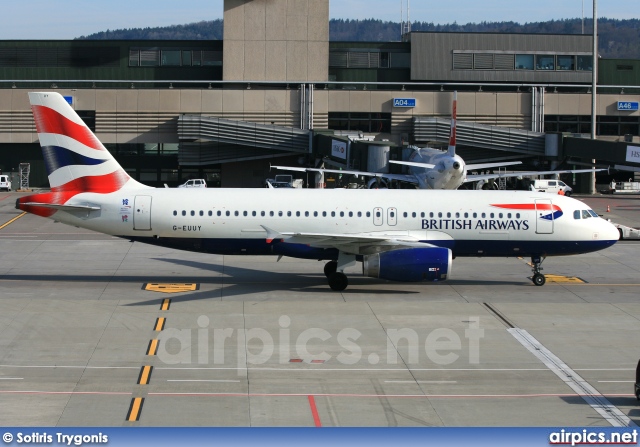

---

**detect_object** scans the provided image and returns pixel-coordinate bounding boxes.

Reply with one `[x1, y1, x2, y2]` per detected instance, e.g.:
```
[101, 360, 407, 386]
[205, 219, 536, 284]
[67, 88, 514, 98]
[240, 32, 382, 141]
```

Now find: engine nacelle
[362, 247, 452, 282]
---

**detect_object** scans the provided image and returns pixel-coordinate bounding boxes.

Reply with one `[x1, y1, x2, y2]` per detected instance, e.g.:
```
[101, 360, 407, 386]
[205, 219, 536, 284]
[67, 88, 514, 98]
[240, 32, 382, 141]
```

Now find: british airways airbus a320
[17, 92, 619, 291]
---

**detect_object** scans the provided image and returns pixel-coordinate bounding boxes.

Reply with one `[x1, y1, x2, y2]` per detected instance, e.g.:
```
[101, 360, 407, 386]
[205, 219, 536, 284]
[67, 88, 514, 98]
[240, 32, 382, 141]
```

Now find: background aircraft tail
[447, 91, 457, 157]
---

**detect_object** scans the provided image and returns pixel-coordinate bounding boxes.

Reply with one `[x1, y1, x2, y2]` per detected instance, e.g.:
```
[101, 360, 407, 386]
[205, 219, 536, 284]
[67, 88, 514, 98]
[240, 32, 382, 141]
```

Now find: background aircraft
[274, 92, 603, 191]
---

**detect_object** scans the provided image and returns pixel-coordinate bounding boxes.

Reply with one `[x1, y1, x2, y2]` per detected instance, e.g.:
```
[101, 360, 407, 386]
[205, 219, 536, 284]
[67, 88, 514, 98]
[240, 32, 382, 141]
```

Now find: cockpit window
[573, 210, 580, 219]
[581, 210, 591, 219]
[588, 210, 598, 218]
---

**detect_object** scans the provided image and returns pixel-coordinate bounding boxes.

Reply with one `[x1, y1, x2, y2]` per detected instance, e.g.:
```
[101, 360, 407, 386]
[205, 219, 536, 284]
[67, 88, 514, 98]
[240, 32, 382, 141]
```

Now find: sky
[1, 0, 638, 39]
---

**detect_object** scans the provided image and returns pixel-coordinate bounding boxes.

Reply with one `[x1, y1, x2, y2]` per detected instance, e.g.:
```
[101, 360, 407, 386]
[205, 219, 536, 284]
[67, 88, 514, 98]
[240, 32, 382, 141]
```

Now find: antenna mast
[401, 0, 411, 39]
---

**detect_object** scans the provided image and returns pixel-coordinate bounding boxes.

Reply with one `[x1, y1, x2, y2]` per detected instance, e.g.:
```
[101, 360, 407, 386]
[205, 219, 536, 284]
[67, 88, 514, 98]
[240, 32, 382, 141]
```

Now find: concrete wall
[223, 0, 328, 82]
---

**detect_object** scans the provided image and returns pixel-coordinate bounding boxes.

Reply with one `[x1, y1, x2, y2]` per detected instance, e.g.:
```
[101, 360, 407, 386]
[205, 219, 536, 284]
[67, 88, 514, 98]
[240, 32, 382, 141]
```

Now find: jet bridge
[178, 115, 311, 165]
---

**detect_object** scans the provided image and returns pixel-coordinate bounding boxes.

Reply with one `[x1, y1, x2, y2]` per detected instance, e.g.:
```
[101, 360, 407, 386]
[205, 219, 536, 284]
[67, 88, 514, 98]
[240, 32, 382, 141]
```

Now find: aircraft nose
[602, 219, 620, 242]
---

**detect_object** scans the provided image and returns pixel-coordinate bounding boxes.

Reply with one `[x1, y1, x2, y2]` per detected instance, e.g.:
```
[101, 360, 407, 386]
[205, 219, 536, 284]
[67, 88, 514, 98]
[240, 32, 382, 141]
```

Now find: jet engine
[362, 247, 452, 282]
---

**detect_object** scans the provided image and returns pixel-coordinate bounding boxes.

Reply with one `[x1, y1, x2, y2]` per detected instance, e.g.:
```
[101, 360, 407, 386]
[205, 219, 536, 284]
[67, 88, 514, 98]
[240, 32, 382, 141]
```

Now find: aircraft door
[387, 207, 397, 226]
[134, 195, 152, 231]
[373, 207, 383, 226]
[535, 199, 553, 234]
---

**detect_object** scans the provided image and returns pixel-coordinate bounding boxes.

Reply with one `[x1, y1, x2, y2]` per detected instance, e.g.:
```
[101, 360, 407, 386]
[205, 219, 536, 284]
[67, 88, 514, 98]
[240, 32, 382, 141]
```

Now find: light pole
[590, 0, 597, 194]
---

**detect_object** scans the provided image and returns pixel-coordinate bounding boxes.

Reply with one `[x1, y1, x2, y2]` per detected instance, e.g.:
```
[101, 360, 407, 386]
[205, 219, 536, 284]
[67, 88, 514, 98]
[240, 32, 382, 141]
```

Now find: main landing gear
[324, 253, 357, 291]
[531, 255, 546, 286]
[324, 261, 348, 291]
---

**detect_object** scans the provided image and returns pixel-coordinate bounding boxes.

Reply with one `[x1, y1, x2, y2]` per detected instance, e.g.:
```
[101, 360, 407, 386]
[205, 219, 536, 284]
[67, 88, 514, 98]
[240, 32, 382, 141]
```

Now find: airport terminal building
[0, 0, 639, 190]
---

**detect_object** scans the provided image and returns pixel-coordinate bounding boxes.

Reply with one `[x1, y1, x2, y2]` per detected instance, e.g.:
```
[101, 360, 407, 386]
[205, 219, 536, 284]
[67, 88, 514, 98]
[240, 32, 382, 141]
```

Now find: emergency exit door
[134, 195, 152, 230]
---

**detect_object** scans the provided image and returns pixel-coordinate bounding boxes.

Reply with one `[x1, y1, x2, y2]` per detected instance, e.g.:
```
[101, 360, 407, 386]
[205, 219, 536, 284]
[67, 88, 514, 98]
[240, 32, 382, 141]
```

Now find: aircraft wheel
[328, 272, 348, 291]
[618, 228, 624, 240]
[564, 191, 571, 197]
[532, 273, 546, 286]
[324, 261, 338, 277]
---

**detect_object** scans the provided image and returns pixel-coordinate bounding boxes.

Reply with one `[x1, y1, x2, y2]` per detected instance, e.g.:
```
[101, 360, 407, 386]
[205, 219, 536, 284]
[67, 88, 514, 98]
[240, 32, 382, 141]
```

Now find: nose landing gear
[531, 256, 546, 286]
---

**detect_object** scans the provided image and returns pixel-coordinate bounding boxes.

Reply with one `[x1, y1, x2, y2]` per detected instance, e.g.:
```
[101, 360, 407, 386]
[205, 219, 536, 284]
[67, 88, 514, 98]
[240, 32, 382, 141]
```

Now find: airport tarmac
[0, 191, 639, 427]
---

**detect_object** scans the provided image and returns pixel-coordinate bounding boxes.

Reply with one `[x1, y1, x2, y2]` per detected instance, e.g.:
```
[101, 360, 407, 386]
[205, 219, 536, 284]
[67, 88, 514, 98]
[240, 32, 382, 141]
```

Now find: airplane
[273, 91, 604, 191]
[17, 92, 619, 291]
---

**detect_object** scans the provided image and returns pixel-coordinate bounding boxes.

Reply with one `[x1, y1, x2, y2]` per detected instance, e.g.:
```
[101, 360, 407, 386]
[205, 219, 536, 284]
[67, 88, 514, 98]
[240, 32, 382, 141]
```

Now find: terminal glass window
[515, 54, 534, 70]
[577, 55, 593, 71]
[328, 112, 391, 133]
[536, 55, 555, 70]
[161, 50, 181, 66]
[557, 55, 575, 71]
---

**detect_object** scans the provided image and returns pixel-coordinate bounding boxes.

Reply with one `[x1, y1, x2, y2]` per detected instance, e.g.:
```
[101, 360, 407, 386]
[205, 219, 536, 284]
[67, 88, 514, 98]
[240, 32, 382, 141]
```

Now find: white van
[0, 174, 11, 191]
[532, 179, 572, 196]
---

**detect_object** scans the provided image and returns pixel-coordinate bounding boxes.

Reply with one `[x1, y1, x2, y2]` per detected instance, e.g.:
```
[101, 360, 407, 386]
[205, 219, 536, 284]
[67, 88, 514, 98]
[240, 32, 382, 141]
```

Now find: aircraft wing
[464, 168, 606, 183]
[466, 161, 522, 170]
[388, 160, 436, 169]
[272, 165, 419, 185]
[261, 226, 435, 255]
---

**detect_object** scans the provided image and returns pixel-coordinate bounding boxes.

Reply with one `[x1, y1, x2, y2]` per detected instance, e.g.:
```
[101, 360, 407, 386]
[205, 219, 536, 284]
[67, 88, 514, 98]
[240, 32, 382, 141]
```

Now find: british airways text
[422, 219, 530, 231]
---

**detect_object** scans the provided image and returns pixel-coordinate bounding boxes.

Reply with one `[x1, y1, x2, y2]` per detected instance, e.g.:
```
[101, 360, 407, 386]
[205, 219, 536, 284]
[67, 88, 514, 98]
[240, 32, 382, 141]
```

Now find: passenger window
[243, 211, 248, 216]
[412, 212, 417, 218]
[287, 211, 291, 217]
[516, 213, 520, 219]
[235, 211, 239, 216]
[403, 212, 408, 218]
[314, 211, 318, 217]
[217, 211, 222, 217]
[447, 212, 451, 218]
[574, 210, 581, 219]
[349, 211, 353, 217]
[421, 212, 425, 218]
[278, 211, 283, 217]
[430, 212, 434, 218]
[270, 211, 274, 217]
[331, 211, 336, 217]
[296, 211, 300, 217]
[498, 213, 503, 218]
[358, 212, 362, 217]
[226, 211, 230, 216]
[507, 213, 511, 218]
[261, 211, 265, 217]
[366, 211, 371, 218]
[455, 212, 459, 218]
[305, 211, 309, 217]
[191, 210, 195, 216]
[390, 211, 395, 218]
[199, 211, 204, 216]
[323, 211, 327, 217]
[490, 213, 494, 218]
[582, 210, 591, 219]
[464, 212, 468, 218]
[375, 211, 381, 218]
[438, 212, 442, 218]
[481, 213, 486, 218]
[340, 211, 344, 217]
[252, 211, 256, 217]
[173, 210, 177, 216]
[209, 211, 213, 216]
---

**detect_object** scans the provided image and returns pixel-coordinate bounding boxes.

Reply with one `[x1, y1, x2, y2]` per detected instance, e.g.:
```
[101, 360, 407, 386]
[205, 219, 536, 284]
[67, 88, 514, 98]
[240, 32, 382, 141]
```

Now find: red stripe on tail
[31, 105, 103, 151]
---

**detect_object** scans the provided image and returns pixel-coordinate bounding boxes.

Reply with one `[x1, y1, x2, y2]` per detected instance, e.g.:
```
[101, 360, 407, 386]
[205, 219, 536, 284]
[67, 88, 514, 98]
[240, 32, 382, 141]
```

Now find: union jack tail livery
[18, 92, 148, 216]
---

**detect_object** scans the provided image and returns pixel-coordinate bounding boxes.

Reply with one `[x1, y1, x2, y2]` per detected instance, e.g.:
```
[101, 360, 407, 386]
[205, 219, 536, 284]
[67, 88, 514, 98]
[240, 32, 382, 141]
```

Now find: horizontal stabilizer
[21, 202, 101, 211]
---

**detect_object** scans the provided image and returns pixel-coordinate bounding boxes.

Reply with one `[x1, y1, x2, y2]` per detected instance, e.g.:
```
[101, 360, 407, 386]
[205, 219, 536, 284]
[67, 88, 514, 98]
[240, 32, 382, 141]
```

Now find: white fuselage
[49, 188, 618, 259]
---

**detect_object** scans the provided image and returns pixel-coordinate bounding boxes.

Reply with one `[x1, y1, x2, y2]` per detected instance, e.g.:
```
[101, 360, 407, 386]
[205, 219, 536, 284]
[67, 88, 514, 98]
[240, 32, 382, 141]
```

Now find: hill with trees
[76, 17, 640, 59]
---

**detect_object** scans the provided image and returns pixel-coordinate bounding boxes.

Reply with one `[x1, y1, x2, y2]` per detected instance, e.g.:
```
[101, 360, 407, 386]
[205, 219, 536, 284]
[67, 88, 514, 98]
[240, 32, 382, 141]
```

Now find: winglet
[260, 225, 283, 243]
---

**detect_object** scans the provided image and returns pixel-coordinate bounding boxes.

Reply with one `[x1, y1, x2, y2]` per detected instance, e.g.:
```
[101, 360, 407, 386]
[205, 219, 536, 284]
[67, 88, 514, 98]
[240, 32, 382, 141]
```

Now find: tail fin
[447, 91, 457, 157]
[17, 92, 147, 217]
[28, 92, 146, 192]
